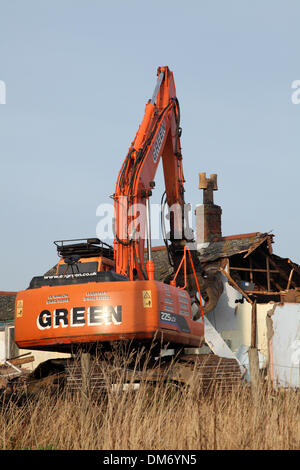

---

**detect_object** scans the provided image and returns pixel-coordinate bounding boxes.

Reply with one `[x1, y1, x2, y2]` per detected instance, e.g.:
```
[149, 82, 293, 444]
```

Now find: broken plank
[9, 356, 34, 366]
[244, 290, 281, 295]
[229, 266, 278, 273]
[268, 255, 297, 289]
[251, 301, 257, 348]
[9, 352, 32, 361]
[287, 268, 295, 290]
[243, 234, 271, 258]
[266, 256, 271, 291]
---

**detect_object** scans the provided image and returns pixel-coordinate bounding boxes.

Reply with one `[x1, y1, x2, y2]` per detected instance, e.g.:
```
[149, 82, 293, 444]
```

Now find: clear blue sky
[0, 0, 300, 290]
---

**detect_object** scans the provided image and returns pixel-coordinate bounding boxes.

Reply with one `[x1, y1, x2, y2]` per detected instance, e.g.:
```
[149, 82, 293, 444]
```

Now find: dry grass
[0, 351, 299, 451]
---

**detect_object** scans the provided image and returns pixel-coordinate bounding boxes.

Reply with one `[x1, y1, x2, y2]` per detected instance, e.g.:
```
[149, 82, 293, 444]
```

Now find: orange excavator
[13, 67, 243, 392]
[15, 66, 206, 357]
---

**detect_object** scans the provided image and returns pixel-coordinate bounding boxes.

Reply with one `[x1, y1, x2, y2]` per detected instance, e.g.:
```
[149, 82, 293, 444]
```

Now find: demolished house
[152, 173, 300, 388]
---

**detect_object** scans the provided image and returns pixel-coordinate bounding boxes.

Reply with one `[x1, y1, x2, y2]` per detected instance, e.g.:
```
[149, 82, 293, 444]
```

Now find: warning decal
[142, 290, 152, 308]
[16, 300, 23, 318]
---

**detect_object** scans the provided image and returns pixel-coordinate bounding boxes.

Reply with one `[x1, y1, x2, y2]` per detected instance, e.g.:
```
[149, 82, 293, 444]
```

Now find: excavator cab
[54, 238, 115, 276]
[28, 238, 117, 290]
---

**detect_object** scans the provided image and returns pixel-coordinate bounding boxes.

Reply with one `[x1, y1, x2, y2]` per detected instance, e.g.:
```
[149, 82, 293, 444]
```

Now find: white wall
[205, 275, 242, 350]
[271, 303, 300, 388]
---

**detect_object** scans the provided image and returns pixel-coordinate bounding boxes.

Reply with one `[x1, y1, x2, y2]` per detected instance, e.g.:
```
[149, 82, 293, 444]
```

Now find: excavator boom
[114, 67, 186, 281]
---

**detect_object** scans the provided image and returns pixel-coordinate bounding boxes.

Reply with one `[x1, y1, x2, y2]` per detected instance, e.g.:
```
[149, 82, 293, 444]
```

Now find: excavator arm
[114, 66, 188, 281]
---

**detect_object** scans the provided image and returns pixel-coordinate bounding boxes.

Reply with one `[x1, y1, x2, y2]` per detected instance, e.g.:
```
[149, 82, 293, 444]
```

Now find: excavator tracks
[0, 352, 244, 402]
[64, 353, 244, 396]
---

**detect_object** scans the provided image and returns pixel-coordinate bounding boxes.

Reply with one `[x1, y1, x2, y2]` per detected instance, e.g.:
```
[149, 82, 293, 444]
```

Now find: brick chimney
[196, 173, 222, 249]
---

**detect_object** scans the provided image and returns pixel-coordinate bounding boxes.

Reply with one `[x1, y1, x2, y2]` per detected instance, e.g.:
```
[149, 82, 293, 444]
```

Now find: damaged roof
[151, 232, 274, 275]
[152, 231, 300, 296]
[197, 232, 274, 263]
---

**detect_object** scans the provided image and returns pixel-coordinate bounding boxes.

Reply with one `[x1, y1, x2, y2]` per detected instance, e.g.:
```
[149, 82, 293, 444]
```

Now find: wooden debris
[9, 355, 34, 367]
[286, 268, 294, 290]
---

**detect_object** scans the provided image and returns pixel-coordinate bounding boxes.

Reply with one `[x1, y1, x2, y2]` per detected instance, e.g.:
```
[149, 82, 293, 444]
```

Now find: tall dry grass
[0, 351, 299, 450]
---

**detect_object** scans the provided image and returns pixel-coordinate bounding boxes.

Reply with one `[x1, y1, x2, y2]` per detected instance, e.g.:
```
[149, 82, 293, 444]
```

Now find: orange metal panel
[15, 280, 203, 351]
